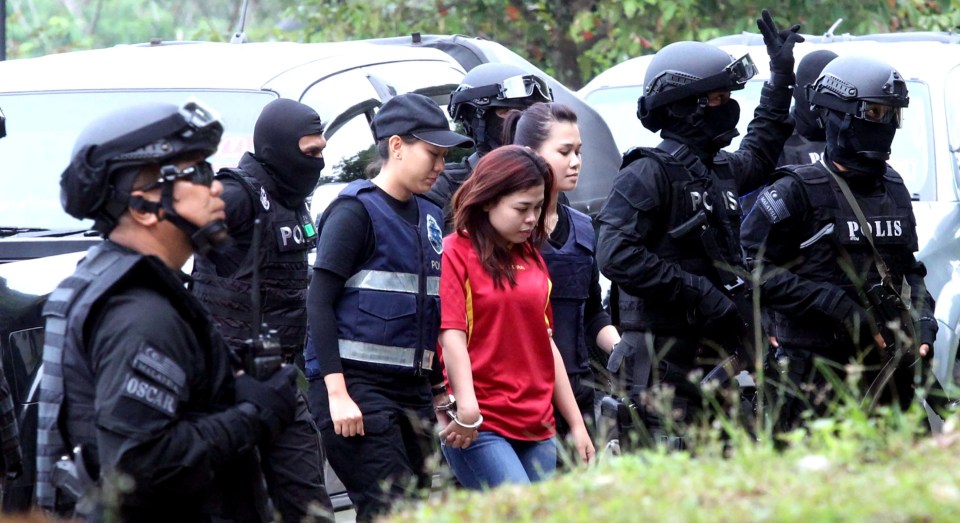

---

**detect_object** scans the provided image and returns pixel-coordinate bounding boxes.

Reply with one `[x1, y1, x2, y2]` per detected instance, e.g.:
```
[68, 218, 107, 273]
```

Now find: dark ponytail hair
[501, 102, 579, 149]
[451, 145, 554, 288]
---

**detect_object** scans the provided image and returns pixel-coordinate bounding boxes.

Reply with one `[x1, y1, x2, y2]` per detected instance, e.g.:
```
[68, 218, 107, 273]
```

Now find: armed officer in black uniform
[424, 63, 552, 229]
[37, 100, 300, 521]
[191, 98, 332, 521]
[741, 55, 937, 428]
[596, 10, 802, 448]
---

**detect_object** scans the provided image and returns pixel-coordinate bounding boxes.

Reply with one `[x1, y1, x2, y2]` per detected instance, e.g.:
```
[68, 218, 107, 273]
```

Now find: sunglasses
[136, 161, 215, 191]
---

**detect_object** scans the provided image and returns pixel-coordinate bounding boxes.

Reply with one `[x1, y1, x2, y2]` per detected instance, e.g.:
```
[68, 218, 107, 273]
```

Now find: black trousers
[261, 390, 333, 523]
[309, 380, 434, 523]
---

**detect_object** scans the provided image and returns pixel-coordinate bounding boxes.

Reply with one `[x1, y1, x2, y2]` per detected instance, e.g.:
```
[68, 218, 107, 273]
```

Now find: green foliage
[384, 405, 960, 522]
[7, 1, 960, 89]
[5, 0, 294, 58]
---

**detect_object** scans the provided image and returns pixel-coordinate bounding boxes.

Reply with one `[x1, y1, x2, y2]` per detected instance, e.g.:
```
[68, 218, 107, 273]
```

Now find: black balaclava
[473, 109, 505, 155]
[661, 97, 741, 158]
[823, 109, 897, 179]
[253, 99, 326, 207]
[792, 50, 839, 141]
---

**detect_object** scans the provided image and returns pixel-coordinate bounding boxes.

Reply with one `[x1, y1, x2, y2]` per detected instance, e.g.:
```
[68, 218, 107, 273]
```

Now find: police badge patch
[427, 214, 443, 255]
[757, 186, 790, 224]
[259, 186, 271, 211]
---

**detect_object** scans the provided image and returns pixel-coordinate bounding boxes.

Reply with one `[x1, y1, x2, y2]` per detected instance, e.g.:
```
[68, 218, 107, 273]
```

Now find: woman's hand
[569, 424, 596, 464]
[325, 373, 364, 437]
[439, 418, 479, 449]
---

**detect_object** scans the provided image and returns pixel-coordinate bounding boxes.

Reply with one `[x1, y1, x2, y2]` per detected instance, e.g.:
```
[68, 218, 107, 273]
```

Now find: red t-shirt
[439, 233, 556, 441]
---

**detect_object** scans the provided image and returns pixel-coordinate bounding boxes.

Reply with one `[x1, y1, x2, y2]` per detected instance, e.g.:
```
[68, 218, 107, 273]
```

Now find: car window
[300, 60, 463, 185]
[945, 65, 960, 185]
[586, 80, 935, 199]
[582, 86, 648, 153]
[0, 90, 275, 231]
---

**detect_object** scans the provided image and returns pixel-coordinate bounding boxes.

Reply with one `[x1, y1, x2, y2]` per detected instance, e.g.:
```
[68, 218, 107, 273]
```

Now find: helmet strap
[129, 184, 230, 255]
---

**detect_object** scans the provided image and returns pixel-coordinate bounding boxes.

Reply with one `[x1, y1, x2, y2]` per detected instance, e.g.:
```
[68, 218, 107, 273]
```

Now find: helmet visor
[499, 74, 552, 102]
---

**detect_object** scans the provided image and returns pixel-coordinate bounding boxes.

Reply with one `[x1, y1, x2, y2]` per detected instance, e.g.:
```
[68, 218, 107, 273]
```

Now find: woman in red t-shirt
[437, 145, 595, 489]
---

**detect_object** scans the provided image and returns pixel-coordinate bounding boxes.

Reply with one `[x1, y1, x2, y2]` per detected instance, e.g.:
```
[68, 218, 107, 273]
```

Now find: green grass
[384, 410, 960, 523]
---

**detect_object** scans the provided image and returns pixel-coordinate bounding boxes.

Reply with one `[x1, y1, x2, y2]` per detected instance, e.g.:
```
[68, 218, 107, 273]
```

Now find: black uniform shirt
[597, 82, 795, 306]
[83, 253, 264, 520]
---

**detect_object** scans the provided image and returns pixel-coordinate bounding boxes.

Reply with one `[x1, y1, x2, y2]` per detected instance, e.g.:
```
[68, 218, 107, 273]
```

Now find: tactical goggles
[644, 54, 757, 109]
[858, 102, 902, 126]
[450, 73, 552, 108]
[808, 83, 908, 128]
[136, 161, 215, 191]
[498, 74, 552, 101]
[110, 99, 224, 164]
[177, 99, 222, 140]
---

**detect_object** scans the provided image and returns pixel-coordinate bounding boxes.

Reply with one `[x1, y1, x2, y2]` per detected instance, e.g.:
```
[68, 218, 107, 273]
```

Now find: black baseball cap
[372, 93, 474, 148]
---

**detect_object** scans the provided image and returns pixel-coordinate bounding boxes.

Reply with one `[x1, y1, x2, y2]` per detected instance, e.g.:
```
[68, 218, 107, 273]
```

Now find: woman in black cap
[305, 93, 473, 522]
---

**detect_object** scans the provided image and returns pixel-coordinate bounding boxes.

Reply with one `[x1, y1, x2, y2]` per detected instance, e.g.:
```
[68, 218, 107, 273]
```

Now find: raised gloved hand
[756, 9, 804, 81]
[235, 365, 299, 439]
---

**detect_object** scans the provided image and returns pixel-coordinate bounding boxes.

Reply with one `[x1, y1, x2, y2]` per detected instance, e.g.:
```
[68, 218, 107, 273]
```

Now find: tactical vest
[36, 243, 135, 509]
[779, 133, 825, 166]
[37, 242, 220, 509]
[618, 141, 745, 332]
[771, 162, 917, 347]
[192, 167, 316, 353]
[542, 206, 596, 375]
[331, 180, 443, 376]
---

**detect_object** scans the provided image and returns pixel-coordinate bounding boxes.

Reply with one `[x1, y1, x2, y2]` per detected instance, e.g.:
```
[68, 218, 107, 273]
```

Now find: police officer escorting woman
[306, 93, 473, 522]
[741, 55, 937, 428]
[503, 102, 621, 440]
[39, 100, 300, 521]
[596, 10, 802, 448]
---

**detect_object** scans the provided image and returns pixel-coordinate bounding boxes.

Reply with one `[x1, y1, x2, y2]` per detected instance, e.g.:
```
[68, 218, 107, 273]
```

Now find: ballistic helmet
[61, 100, 223, 234]
[638, 41, 757, 132]
[807, 55, 909, 126]
[809, 55, 909, 175]
[448, 63, 552, 132]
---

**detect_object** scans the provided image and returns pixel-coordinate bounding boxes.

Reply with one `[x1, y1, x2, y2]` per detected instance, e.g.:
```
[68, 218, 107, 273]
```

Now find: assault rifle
[240, 218, 283, 380]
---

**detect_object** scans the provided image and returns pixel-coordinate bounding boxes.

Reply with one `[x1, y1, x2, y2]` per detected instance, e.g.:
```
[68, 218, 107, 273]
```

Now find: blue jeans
[441, 431, 556, 490]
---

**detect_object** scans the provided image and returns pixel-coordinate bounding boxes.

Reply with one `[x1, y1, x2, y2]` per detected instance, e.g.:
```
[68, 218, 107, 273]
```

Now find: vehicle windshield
[0, 59, 466, 233]
[584, 80, 934, 199]
[0, 90, 274, 231]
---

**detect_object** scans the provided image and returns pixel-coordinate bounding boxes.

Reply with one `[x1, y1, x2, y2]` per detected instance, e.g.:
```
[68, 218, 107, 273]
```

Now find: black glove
[683, 274, 746, 333]
[235, 365, 299, 439]
[832, 295, 880, 350]
[756, 9, 804, 81]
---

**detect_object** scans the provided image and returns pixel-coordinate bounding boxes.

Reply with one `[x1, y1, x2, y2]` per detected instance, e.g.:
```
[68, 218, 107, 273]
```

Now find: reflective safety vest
[541, 205, 596, 375]
[332, 180, 443, 376]
[771, 162, 917, 347]
[192, 165, 316, 353]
